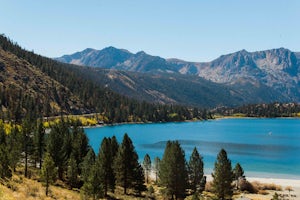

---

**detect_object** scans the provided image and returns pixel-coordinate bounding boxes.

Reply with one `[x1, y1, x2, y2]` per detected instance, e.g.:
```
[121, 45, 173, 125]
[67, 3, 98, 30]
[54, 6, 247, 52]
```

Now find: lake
[85, 118, 300, 179]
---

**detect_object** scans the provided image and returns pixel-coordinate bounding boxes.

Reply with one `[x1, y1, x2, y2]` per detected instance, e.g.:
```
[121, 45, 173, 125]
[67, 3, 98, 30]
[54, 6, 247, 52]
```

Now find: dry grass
[0, 174, 80, 200]
[251, 181, 282, 191]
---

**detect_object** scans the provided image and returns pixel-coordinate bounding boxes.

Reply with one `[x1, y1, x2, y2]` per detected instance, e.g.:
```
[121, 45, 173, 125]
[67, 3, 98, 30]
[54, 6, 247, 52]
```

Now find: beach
[206, 175, 300, 199]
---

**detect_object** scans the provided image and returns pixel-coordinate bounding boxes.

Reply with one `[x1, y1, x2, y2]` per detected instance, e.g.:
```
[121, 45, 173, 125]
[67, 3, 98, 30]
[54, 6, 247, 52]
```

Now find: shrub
[239, 179, 258, 193]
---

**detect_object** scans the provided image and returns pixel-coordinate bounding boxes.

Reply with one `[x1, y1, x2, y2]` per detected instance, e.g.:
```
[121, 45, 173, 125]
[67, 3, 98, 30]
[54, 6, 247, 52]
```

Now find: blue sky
[1, 0, 299, 61]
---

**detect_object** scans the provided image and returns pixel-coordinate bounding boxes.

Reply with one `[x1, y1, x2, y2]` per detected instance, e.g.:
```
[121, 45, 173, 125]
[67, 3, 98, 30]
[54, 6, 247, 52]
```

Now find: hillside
[57, 47, 300, 103]
[76, 68, 281, 108]
[0, 48, 89, 120]
[0, 35, 210, 122]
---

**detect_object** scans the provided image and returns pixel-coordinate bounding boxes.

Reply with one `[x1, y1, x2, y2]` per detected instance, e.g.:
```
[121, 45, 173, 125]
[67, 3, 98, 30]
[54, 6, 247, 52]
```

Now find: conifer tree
[80, 148, 96, 183]
[133, 164, 147, 195]
[81, 162, 104, 199]
[97, 137, 115, 196]
[47, 122, 67, 180]
[22, 117, 34, 178]
[188, 147, 204, 194]
[143, 154, 151, 183]
[154, 156, 161, 183]
[0, 144, 11, 179]
[211, 149, 234, 200]
[41, 153, 57, 196]
[67, 154, 79, 188]
[113, 133, 145, 194]
[233, 163, 244, 189]
[0, 121, 12, 179]
[80, 148, 104, 199]
[71, 124, 89, 166]
[33, 120, 45, 169]
[159, 141, 188, 199]
[110, 136, 119, 158]
[6, 126, 22, 172]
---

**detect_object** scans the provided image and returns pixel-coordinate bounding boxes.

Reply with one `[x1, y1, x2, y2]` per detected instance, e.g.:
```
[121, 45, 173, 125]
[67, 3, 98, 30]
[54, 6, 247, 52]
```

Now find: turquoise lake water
[85, 118, 300, 179]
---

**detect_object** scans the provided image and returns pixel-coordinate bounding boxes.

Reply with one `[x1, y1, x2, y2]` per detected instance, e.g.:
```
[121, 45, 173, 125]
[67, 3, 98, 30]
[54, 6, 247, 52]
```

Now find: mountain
[74, 68, 248, 107]
[56, 47, 180, 73]
[0, 35, 213, 123]
[57, 47, 300, 103]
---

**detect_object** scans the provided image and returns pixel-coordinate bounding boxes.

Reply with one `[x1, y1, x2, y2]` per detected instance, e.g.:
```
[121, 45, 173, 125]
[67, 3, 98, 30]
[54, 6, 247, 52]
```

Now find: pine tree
[33, 120, 45, 169]
[22, 117, 34, 178]
[154, 156, 161, 183]
[80, 148, 96, 183]
[0, 121, 12, 179]
[233, 163, 244, 189]
[0, 144, 12, 179]
[143, 154, 151, 183]
[67, 154, 79, 188]
[188, 147, 204, 194]
[46, 122, 67, 180]
[81, 163, 104, 199]
[7, 126, 22, 172]
[211, 149, 234, 200]
[41, 153, 57, 196]
[71, 124, 89, 166]
[133, 163, 147, 195]
[159, 141, 188, 199]
[97, 137, 115, 196]
[110, 136, 119, 158]
[113, 133, 145, 194]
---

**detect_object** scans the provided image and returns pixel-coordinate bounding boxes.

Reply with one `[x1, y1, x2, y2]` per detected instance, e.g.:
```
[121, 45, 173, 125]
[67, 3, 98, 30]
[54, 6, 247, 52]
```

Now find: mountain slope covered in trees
[0, 35, 210, 122]
[57, 47, 300, 103]
[0, 47, 89, 120]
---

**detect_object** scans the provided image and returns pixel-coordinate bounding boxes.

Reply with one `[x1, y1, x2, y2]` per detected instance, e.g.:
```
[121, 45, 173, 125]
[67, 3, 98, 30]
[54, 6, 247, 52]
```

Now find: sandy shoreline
[206, 175, 300, 199]
[205, 175, 300, 187]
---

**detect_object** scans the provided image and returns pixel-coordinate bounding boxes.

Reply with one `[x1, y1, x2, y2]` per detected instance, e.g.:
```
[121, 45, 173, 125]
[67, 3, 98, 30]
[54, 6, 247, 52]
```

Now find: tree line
[0, 117, 247, 200]
[214, 102, 300, 118]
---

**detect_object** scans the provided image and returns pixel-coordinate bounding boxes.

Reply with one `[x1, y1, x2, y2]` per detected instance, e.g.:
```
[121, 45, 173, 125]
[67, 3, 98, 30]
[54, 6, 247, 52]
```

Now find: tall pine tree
[154, 156, 161, 183]
[188, 147, 205, 194]
[212, 149, 234, 200]
[159, 141, 188, 200]
[113, 133, 145, 195]
[41, 153, 57, 196]
[33, 120, 45, 169]
[97, 137, 116, 196]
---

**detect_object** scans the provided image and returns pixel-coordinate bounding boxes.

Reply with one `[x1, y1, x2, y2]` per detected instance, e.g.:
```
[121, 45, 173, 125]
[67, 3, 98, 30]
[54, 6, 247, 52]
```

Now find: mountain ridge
[56, 47, 300, 103]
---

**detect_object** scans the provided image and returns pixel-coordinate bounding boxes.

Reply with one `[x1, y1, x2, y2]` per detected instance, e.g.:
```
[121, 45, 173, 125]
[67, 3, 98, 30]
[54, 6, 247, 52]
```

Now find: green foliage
[143, 154, 151, 183]
[215, 102, 300, 118]
[41, 153, 57, 196]
[67, 155, 79, 188]
[0, 144, 12, 179]
[80, 148, 96, 183]
[211, 149, 234, 200]
[153, 156, 161, 183]
[81, 163, 104, 199]
[159, 141, 188, 199]
[97, 137, 116, 196]
[22, 117, 34, 178]
[6, 126, 22, 171]
[46, 122, 68, 179]
[33, 120, 45, 169]
[188, 147, 205, 194]
[71, 124, 89, 166]
[113, 134, 145, 194]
